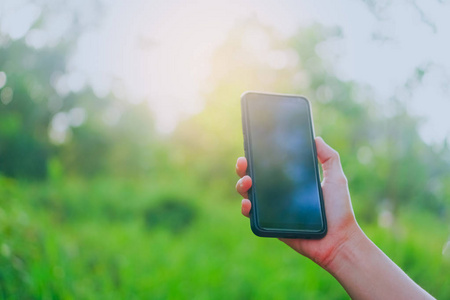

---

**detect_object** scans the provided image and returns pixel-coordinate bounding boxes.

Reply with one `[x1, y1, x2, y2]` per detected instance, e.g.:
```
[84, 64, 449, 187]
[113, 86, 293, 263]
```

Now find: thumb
[315, 137, 347, 184]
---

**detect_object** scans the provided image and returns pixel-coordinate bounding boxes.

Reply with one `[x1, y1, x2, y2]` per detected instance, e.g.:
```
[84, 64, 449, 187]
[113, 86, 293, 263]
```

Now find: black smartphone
[241, 92, 327, 239]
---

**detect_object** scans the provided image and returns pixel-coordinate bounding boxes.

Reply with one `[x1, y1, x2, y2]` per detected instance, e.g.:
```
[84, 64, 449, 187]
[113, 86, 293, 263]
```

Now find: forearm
[325, 230, 434, 300]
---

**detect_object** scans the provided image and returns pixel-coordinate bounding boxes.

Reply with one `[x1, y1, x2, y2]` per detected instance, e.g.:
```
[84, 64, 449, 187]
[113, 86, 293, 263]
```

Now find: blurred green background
[1, 1, 450, 299]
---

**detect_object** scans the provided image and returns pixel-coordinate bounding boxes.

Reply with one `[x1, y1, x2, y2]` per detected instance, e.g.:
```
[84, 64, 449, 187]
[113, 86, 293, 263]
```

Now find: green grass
[0, 175, 449, 299]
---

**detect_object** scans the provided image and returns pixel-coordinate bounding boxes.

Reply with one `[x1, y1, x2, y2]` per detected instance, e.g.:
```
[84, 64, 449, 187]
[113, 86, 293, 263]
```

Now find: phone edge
[240, 91, 327, 239]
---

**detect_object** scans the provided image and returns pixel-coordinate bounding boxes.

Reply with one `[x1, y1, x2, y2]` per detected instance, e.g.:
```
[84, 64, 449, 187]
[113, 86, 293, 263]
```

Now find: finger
[241, 199, 251, 218]
[315, 137, 347, 184]
[236, 175, 252, 198]
[235, 157, 248, 178]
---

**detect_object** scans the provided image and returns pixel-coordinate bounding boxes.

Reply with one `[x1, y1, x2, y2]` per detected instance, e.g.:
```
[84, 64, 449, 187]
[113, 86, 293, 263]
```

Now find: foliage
[1, 175, 449, 299]
[0, 4, 450, 299]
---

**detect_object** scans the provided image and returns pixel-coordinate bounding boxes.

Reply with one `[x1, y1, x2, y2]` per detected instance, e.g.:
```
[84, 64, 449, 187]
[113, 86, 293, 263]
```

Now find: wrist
[320, 224, 369, 274]
[319, 224, 435, 299]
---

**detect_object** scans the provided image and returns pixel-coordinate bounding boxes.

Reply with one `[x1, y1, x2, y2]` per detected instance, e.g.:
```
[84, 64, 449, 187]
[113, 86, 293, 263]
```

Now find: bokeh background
[1, 0, 450, 298]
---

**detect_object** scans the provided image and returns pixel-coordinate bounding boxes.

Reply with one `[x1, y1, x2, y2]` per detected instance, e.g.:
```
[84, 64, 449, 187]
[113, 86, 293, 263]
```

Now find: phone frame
[241, 91, 327, 239]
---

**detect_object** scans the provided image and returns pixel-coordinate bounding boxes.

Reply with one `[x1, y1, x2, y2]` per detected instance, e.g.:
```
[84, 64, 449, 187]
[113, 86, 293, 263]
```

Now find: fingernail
[238, 178, 244, 188]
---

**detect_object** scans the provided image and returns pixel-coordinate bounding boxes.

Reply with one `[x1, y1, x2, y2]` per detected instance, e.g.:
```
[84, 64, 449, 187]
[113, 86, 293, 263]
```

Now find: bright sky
[2, 0, 450, 142]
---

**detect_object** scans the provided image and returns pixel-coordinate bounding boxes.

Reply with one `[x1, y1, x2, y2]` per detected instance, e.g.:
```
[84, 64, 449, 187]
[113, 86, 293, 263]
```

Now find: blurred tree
[0, 0, 158, 179]
[172, 19, 450, 222]
[0, 4, 449, 298]
[0, 38, 63, 178]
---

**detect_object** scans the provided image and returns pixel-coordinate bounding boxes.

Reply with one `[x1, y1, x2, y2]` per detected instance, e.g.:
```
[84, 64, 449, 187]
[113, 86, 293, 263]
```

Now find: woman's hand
[236, 137, 434, 299]
[235, 137, 364, 269]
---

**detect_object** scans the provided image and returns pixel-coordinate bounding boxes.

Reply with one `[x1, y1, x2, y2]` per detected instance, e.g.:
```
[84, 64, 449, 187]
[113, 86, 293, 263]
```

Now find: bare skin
[235, 137, 434, 300]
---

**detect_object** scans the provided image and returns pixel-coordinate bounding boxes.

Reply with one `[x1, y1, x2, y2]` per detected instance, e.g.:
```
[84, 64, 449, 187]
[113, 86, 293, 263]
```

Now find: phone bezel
[241, 91, 327, 239]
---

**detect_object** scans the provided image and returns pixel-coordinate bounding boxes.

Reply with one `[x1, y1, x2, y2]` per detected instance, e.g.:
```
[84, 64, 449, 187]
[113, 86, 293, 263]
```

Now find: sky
[1, 0, 450, 142]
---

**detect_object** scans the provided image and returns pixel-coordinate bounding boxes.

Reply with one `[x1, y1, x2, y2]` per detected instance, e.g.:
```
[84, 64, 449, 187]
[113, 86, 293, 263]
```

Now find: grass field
[1, 174, 449, 299]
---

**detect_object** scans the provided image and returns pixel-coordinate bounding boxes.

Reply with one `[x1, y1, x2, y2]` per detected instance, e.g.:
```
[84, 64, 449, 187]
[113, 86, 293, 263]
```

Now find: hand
[236, 137, 435, 299]
[235, 137, 364, 269]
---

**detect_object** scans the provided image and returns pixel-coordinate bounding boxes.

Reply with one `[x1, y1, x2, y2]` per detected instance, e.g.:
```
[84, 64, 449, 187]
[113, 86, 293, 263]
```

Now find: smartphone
[241, 92, 327, 239]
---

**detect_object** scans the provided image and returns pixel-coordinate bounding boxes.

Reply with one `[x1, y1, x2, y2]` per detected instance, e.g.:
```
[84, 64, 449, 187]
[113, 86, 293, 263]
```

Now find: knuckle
[337, 173, 348, 185]
[331, 150, 340, 161]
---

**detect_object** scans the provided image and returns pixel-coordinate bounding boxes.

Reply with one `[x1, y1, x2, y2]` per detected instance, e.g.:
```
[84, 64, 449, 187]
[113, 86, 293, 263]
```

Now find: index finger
[235, 157, 248, 178]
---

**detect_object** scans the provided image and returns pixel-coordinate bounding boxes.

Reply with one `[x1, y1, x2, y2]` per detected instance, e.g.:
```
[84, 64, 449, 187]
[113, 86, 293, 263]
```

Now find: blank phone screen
[246, 94, 324, 231]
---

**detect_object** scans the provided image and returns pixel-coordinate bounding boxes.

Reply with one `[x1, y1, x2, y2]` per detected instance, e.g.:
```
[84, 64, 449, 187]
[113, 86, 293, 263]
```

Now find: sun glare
[19, 0, 449, 141]
[70, 1, 260, 134]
